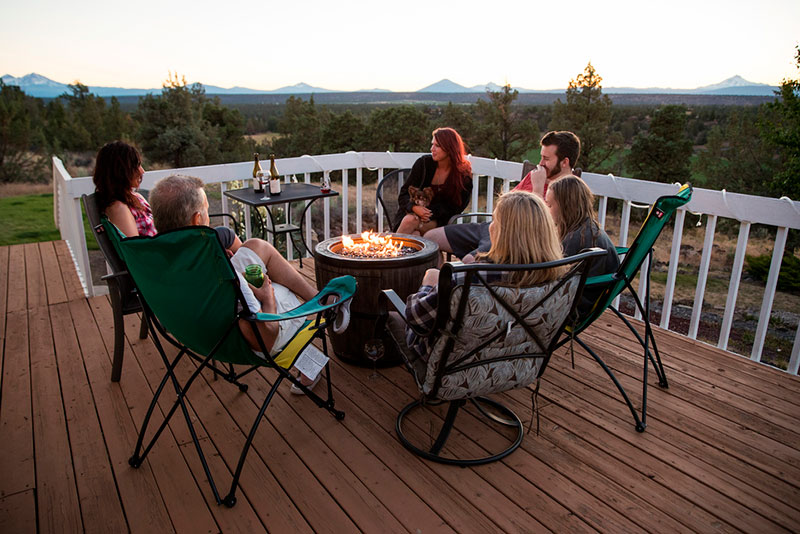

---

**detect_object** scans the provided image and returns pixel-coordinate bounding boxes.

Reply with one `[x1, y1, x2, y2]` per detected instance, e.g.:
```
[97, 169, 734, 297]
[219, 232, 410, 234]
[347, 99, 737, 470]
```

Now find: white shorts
[230, 246, 305, 356]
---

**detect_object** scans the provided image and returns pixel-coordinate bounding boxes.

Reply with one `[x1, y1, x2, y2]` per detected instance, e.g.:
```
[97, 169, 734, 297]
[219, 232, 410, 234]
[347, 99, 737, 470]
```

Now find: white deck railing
[52, 152, 800, 375]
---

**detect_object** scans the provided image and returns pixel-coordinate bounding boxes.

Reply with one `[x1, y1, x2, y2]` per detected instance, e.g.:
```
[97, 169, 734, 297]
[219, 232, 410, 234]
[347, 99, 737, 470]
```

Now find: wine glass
[364, 339, 384, 379]
[257, 171, 270, 202]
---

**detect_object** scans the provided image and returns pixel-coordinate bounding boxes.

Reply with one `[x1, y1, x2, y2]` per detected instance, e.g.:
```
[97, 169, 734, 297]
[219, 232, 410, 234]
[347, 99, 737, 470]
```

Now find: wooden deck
[1, 241, 799, 533]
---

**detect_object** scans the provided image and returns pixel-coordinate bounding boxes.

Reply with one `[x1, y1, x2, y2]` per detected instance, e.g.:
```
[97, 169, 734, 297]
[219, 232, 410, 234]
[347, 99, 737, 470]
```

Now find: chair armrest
[252, 275, 357, 322]
[101, 270, 130, 281]
[380, 289, 406, 317]
[209, 212, 241, 235]
[380, 288, 440, 338]
[585, 273, 615, 287]
[447, 212, 493, 225]
[616, 246, 629, 255]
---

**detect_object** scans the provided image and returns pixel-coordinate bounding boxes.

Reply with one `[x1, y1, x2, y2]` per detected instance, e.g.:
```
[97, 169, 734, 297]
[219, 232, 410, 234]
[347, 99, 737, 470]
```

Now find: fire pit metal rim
[314, 233, 439, 267]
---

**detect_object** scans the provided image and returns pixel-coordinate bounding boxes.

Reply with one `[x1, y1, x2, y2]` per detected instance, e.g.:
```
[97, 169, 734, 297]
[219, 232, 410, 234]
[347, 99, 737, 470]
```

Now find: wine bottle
[252, 153, 264, 193]
[269, 154, 281, 195]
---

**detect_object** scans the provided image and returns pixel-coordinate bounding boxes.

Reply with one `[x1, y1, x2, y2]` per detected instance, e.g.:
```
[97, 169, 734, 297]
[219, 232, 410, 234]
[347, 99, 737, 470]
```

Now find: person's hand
[250, 277, 276, 314]
[412, 205, 432, 222]
[421, 268, 440, 286]
[530, 165, 548, 198]
[225, 248, 234, 259]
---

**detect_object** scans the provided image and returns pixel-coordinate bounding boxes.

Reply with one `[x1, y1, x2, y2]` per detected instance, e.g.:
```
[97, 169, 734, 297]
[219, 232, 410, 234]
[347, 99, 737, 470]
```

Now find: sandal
[289, 372, 322, 395]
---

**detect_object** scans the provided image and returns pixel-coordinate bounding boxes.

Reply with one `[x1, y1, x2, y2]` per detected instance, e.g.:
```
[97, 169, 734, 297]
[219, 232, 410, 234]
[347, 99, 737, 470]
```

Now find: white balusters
[689, 214, 718, 339]
[718, 221, 751, 350]
[751, 227, 788, 362]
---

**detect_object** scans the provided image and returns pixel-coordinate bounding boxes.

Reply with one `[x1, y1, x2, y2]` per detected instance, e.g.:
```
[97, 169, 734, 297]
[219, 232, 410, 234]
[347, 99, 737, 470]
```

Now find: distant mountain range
[419, 75, 777, 96]
[0, 72, 778, 98]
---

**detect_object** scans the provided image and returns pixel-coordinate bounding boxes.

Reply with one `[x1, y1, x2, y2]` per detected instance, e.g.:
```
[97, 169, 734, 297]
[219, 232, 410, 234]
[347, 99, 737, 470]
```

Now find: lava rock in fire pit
[336, 245, 417, 259]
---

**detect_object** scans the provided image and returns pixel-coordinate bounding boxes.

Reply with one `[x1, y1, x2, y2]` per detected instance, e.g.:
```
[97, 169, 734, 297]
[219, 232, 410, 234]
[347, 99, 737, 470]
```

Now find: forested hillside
[2, 57, 798, 203]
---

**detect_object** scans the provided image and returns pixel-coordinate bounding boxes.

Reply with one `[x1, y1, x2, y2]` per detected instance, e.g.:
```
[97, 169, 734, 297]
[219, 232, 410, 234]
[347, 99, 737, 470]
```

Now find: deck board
[1, 242, 799, 534]
[50, 300, 127, 534]
[29, 304, 83, 533]
[0, 311, 33, 499]
[0, 246, 8, 352]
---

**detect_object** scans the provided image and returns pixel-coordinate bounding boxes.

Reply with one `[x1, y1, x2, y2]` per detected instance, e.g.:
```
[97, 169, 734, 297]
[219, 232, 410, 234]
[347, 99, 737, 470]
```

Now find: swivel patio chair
[559, 183, 693, 432]
[102, 218, 356, 507]
[381, 248, 606, 465]
[375, 168, 411, 231]
[82, 193, 148, 382]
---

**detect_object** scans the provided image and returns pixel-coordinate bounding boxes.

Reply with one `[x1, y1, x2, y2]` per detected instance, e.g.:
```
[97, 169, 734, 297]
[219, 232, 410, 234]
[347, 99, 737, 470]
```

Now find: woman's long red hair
[433, 127, 471, 204]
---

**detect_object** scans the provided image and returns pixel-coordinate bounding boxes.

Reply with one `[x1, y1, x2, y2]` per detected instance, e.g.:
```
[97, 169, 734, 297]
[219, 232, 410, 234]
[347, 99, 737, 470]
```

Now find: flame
[339, 231, 404, 257]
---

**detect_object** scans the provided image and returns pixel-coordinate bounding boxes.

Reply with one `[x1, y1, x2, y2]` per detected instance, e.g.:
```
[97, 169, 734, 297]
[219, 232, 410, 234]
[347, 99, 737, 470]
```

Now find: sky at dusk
[1, 0, 798, 92]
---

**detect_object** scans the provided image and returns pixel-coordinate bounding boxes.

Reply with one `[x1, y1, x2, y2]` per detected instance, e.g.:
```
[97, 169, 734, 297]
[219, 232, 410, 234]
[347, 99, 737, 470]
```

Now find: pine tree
[627, 105, 692, 183]
[473, 84, 537, 161]
[760, 46, 800, 199]
[549, 62, 621, 172]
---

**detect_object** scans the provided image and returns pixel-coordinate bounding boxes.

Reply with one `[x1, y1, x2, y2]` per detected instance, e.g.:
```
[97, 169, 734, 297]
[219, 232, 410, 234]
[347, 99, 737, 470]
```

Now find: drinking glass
[364, 339, 384, 379]
[258, 171, 270, 202]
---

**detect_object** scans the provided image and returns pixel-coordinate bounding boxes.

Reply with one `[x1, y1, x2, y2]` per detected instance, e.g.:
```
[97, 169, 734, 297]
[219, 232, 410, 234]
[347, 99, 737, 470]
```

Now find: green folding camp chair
[101, 218, 356, 507]
[560, 183, 692, 432]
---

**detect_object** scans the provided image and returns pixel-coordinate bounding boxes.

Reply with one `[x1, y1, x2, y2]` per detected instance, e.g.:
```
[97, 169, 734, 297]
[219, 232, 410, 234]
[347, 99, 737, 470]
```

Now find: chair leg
[429, 400, 463, 455]
[138, 312, 148, 339]
[128, 337, 223, 504]
[611, 308, 668, 388]
[223, 374, 284, 507]
[575, 335, 646, 432]
[109, 290, 125, 383]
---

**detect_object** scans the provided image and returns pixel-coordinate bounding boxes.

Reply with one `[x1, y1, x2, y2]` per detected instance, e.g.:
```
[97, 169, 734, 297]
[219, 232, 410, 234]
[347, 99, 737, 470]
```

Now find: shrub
[745, 253, 800, 293]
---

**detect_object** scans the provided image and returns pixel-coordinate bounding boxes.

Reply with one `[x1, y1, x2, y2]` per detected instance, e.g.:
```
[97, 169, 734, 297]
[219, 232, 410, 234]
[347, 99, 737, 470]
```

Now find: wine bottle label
[269, 177, 281, 194]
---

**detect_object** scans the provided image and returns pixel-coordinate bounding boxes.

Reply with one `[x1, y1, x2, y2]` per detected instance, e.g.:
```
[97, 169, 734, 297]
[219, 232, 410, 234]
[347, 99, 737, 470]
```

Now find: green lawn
[0, 193, 96, 249]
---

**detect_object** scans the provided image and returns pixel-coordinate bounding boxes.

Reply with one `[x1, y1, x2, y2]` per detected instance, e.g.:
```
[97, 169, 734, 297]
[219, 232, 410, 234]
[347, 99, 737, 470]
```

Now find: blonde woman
[404, 190, 565, 360]
[545, 176, 619, 313]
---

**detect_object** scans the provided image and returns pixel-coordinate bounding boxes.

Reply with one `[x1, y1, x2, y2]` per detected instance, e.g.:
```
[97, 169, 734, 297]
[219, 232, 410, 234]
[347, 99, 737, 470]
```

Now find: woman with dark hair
[394, 127, 473, 235]
[545, 176, 619, 313]
[92, 141, 155, 237]
[92, 141, 242, 254]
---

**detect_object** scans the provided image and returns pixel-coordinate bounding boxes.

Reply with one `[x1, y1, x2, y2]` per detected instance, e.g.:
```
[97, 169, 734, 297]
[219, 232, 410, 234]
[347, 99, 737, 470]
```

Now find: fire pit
[314, 232, 439, 367]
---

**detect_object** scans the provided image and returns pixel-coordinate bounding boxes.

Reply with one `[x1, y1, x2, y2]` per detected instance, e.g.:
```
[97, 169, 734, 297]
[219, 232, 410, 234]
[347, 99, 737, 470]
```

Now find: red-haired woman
[92, 141, 156, 237]
[394, 127, 473, 236]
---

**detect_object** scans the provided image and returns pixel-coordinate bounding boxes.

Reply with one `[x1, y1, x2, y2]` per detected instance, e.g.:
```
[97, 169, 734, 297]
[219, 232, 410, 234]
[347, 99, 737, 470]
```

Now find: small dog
[408, 186, 434, 229]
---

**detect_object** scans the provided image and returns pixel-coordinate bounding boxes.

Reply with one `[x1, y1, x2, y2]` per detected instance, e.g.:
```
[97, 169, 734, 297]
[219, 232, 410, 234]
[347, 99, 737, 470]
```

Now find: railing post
[486, 175, 495, 214]
[376, 168, 385, 233]
[356, 167, 363, 234]
[243, 206, 253, 240]
[660, 209, 686, 329]
[323, 170, 331, 240]
[70, 196, 91, 297]
[341, 169, 349, 235]
[788, 323, 800, 375]
[597, 196, 608, 231]
[751, 226, 788, 362]
[304, 172, 312, 257]
[718, 221, 751, 350]
[689, 214, 717, 340]
[220, 181, 229, 217]
[471, 173, 480, 221]
[613, 200, 632, 309]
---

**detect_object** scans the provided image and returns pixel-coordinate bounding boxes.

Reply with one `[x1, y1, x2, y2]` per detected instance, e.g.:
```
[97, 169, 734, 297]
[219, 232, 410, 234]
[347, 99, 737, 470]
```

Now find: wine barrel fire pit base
[314, 233, 439, 368]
